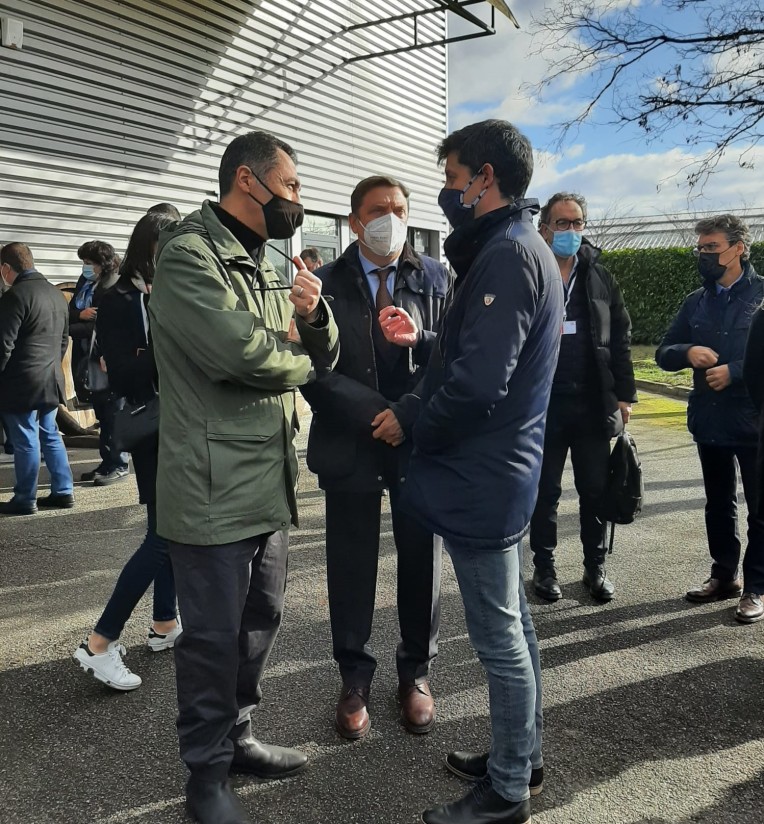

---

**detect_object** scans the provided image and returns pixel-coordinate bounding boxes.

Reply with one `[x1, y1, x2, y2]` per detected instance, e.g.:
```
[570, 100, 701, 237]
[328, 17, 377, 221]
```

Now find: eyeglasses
[692, 243, 734, 257]
[547, 219, 585, 231]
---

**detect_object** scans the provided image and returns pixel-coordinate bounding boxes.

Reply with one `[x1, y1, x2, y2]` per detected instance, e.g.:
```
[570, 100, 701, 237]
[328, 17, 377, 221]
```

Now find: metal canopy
[218, 1, 519, 121]
[344, 1, 520, 65]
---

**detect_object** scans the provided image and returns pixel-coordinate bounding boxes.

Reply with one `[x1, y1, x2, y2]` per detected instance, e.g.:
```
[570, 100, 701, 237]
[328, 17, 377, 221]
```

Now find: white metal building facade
[0, 0, 449, 281]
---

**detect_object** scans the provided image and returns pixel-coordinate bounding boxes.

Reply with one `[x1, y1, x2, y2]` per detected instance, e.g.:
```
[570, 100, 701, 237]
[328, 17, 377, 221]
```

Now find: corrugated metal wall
[0, 0, 447, 280]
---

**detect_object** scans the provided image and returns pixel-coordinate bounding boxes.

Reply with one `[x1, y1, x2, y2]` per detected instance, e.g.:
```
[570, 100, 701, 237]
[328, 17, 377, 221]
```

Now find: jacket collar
[199, 200, 262, 271]
[445, 199, 539, 278]
[703, 260, 758, 294]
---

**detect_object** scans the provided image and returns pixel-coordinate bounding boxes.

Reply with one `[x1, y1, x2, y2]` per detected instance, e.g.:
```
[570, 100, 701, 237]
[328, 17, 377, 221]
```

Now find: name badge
[562, 320, 577, 335]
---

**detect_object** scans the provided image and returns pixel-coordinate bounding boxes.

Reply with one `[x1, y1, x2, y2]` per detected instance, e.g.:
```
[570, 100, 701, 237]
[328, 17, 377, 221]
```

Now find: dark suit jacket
[0, 270, 69, 413]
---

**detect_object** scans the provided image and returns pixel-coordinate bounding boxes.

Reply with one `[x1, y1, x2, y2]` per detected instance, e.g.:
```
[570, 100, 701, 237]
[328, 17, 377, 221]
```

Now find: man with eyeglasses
[530, 192, 636, 603]
[657, 214, 764, 624]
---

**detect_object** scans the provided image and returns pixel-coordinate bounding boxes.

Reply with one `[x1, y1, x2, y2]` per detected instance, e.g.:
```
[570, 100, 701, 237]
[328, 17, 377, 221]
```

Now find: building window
[302, 213, 341, 265]
[266, 238, 291, 280]
[409, 227, 432, 257]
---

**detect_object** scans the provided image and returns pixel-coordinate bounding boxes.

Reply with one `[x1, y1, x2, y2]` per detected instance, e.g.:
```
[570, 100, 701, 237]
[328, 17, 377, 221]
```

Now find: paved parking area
[1, 392, 762, 824]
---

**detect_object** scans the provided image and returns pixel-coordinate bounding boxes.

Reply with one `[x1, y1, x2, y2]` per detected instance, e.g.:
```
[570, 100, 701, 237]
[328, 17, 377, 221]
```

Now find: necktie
[373, 267, 394, 312]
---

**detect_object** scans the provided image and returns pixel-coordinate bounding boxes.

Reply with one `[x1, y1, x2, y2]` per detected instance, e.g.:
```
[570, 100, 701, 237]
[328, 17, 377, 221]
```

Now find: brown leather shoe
[685, 577, 743, 603]
[335, 684, 370, 740]
[735, 592, 764, 623]
[399, 681, 435, 734]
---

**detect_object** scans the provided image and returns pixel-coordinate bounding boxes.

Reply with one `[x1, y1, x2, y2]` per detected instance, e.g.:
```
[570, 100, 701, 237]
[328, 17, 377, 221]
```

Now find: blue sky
[447, 1, 763, 218]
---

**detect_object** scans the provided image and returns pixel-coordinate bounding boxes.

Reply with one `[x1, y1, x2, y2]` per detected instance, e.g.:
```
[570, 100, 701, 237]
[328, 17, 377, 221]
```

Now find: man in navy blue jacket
[398, 120, 563, 824]
[657, 214, 764, 624]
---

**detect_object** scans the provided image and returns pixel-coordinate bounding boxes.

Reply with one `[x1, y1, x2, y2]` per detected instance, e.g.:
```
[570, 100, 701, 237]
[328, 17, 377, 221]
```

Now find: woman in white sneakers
[74, 211, 180, 690]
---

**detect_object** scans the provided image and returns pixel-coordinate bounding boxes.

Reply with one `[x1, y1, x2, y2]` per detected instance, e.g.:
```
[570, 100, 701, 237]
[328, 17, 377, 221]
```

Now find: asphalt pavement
[1, 392, 762, 824]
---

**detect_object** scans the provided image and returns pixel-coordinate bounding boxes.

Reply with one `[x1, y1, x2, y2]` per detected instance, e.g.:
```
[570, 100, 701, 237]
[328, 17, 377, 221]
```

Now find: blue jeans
[2, 407, 74, 505]
[94, 502, 176, 640]
[92, 394, 129, 473]
[445, 539, 543, 803]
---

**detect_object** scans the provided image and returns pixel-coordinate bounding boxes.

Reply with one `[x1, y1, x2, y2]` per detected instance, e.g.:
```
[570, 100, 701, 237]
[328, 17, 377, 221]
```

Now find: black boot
[583, 565, 615, 601]
[422, 777, 531, 824]
[445, 752, 543, 796]
[185, 777, 252, 824]
[230, 737, 308, 779]
[532, 568, 561, 601]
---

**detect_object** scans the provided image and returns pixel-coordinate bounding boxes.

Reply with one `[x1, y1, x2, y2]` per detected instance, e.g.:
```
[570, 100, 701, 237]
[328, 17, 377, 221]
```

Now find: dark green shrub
[601, 242, 764, 344]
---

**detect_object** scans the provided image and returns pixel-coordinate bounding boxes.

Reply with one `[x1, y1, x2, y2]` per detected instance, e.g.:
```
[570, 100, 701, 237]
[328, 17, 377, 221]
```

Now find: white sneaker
[73, 640, 142, 691]
[147, 620, 182, 652]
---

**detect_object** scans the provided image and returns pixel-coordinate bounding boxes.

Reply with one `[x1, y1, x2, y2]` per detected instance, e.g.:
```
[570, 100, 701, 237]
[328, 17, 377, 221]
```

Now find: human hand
[706, 364, 731, 391]
[371, 408, 404, 447]
[688, 346, 719, 368]
[379, 306, 419, 348]
[289, 257, 321, 322]
[80, 307, 97, 321]
[618, 401, 632, 425]
[286, 318, 302, 344]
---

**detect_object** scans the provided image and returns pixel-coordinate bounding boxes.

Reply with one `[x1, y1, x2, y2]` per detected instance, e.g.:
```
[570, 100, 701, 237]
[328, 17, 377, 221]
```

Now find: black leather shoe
[445, 752, 543, 796]
[38, 493, 75, 509]
[422, 777, 531, 824]
[583, 566, 615, 601]
[0, 498, 37, 516]
[185, 777, 252, 824]
[532, 568, 561, 601]
[230, 736, 308, 779]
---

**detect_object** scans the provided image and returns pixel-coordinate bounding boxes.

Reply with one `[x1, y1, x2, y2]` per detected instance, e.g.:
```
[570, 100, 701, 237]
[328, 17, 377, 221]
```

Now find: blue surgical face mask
[437, 169, 488, 228]
[550, 230, 582, 258]
[81, 264, 97, 281]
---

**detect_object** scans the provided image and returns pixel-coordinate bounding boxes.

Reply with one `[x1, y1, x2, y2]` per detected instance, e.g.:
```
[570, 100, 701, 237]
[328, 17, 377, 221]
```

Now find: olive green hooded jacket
[149, 201, 339, 545]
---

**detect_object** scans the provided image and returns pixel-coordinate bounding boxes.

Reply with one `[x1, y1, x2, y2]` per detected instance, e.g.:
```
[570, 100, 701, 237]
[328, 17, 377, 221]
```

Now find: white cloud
[530, 145, 764, 217]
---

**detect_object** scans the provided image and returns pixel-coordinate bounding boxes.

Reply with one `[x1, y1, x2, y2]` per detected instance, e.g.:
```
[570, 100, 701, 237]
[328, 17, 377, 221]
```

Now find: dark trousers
[530, 393, 611, 571]
[94, 502, 176, 640]
[92, 393, 129, 473]
[169, 530, 288, 780]
[325, 467, 442, 687]
[697, 443, 764, 594]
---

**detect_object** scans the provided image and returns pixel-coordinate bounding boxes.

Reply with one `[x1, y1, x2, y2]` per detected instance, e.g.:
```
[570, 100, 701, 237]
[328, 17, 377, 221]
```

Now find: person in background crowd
[400, 119, 563, 824]
[657, 214, 764, 624]
[73, 212, 179, 691]
[0, 243, 74, 516]
[147, 202, 182, 221]
[529, 192, 636, 603]
[71, 240, 129, 486]
[149, 130, 339, 824]
[299, 246, 323, 272]
[301, 175, 448, 741]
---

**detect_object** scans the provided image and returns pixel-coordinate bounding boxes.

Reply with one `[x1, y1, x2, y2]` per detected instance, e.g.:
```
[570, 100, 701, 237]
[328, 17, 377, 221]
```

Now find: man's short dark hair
[437, 119, 533, 201]
[0, 242, 34, 274]
[350, 175, 411, 215]
[539, 192, 588, 227]
[695, 213, 751, 261]
[147, 202, 181, 221]
[218, 131, 298, 197]
[300, 247, 321, 264]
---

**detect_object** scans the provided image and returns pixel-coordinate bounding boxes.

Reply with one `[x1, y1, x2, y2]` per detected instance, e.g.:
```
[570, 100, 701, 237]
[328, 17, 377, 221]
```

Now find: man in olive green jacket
[149, 131, 339, 824]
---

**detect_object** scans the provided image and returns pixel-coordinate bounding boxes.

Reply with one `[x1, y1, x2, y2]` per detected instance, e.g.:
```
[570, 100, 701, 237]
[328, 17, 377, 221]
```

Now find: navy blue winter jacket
[400, 201, 564, 549]
[656, 262, 763, 447]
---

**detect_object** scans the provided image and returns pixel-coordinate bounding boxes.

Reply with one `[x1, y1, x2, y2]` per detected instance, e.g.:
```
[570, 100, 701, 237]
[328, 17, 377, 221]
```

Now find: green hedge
[600, 242, 764, 344]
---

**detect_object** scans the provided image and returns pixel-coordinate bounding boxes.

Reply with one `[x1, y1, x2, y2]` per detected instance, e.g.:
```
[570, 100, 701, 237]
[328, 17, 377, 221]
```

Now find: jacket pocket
[206, 411, 284, 521]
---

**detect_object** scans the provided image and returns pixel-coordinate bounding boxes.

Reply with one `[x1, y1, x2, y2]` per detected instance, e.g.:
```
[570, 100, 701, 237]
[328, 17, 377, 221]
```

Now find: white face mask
[360, 213, 408, 257]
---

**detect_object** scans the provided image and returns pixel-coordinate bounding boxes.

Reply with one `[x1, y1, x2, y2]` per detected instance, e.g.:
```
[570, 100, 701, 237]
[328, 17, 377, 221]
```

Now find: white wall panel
[0, 0, 448, 280]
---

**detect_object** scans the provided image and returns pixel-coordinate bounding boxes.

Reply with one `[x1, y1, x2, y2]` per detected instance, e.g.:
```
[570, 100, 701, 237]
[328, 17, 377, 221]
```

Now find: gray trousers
[169, 530, 288, 780]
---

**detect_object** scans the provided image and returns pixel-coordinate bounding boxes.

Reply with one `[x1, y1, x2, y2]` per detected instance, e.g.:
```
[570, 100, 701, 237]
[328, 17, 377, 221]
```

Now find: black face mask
[697, 252, 728, 287]
[247, 170, 304, 239]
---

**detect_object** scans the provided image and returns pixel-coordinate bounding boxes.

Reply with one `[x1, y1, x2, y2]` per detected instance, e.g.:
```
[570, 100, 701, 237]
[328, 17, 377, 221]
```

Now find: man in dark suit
[301, 175, 448, 740]
[0, 243, 74, 515]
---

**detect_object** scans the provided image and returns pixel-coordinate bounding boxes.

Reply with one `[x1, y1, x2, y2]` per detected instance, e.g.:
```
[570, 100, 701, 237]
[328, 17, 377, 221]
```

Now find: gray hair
[539, 192, 588, 226]
[695, 213, 751, 261]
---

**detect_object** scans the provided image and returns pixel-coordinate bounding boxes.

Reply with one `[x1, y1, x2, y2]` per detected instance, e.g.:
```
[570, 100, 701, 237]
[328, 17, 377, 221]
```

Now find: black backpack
[600, 430, 644, 553]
